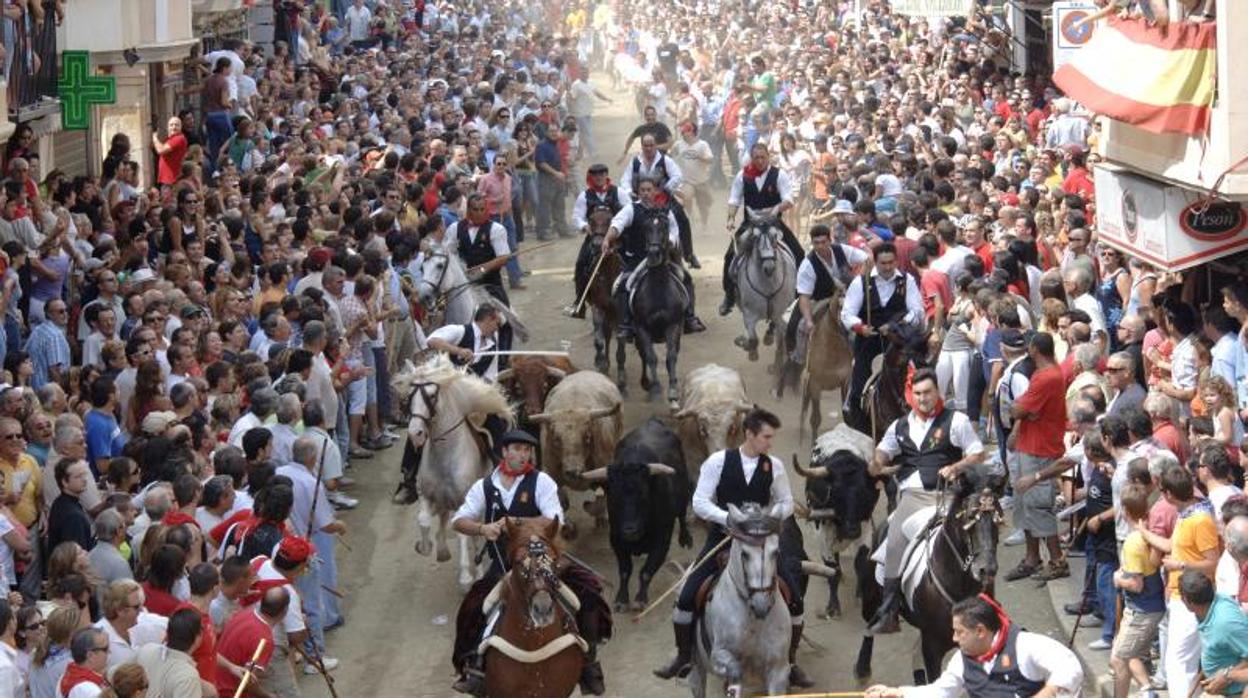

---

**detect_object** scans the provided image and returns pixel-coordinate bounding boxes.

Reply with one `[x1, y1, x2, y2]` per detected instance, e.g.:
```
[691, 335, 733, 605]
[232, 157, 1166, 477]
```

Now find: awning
[1094, 165, 1248, 272]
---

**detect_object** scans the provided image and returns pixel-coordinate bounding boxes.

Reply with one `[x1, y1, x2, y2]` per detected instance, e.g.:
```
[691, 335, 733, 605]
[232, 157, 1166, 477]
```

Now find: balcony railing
[4, 0, 60, 120]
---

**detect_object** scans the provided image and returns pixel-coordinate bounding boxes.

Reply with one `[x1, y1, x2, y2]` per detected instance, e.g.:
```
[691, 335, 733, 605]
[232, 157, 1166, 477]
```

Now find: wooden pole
[631, 535, 731, 623]
[572, 248, 609, 315]
[232, 639, 268, 698]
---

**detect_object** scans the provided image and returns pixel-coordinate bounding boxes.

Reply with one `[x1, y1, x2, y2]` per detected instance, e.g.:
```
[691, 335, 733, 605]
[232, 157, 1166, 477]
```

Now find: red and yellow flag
[1054, 16, 1217, 136]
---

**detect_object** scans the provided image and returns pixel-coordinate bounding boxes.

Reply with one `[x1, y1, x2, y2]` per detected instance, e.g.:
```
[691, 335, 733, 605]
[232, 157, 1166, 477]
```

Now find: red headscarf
[585, 171, 612, 193]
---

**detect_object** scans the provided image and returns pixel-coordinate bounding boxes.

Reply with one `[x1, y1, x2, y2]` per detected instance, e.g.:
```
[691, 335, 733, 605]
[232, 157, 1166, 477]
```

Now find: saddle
[620, 263, 689, 308]
[692, 548, 793, 617]
[869, 505, 943, 608]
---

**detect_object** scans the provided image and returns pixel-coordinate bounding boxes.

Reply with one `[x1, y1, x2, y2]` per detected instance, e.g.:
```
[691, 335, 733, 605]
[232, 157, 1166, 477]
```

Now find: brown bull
[495, 355, 577, 419]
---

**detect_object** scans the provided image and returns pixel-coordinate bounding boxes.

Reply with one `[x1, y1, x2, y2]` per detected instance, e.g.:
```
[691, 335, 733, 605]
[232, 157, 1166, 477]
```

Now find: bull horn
[544, 366, 567, 381]
[647, 463, 676, 476]
[494, 368, 515, 383]
[800, 561, 839, 579]
[672, 407, 691, 419]
[588, 403, 620, 419]
[528, 412, 551, 423]
[734, 401, 753, 413]
[580, 468, 609, 483]
[790, 453, 828, 479]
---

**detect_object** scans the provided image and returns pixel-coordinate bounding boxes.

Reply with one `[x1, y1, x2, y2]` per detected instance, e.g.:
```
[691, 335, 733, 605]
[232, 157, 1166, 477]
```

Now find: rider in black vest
[568, 164, 625, 318]
[454, 194, 513, 306]
[784, 224, 871, 354]
[602, 176, 707, 337]
[425, 304, 511, 453]
[450, 430, 611, 696]
[719, 142, 806, 316]
[864, 595, 1080, 698]
[653, 408, 815, 690]
[866, 369, 985, 635]
[841, 242, 923, 428]
[622, 134, 700, 268]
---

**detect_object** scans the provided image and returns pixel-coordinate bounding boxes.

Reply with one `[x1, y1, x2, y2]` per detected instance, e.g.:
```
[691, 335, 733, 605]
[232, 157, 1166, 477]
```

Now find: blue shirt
[1198, 594, 1248, 695]
[1211, 332, 1248, 407]
[84, 409, 124, 477]
[23, 321, 70, 390]
[534, 138, 561, 173]
[982, 328, 1003, 382]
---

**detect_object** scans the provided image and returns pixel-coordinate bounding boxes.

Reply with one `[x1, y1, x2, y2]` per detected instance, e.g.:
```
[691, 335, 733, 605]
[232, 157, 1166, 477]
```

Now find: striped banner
[1053, 16, 1216, 135]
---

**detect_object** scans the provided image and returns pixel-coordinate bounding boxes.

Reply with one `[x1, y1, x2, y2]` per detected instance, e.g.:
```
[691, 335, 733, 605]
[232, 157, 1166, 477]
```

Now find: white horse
[690, 502, 792, 698]
[416, 239, 529, 338]
[400, 355, 515, 590]
[734, 215, 796, 370]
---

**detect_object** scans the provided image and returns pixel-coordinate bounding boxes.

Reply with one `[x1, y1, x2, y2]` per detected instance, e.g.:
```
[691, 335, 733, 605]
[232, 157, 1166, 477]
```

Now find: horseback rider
[839, 242, 925, 426]
[567, 163, 625, 319]
[601, 176, 707, 337]
[720, 141, 805, 317]
[653, 407, 816, 689]
[619, 133, 699, 268]
[784, 223, 871, 355]
[424, 302, 511, 455]
[450, 430, 611, 696]
[866, 595, 1083, 698]
[446, 193, 517, 306]
[866, 369, 985, 635]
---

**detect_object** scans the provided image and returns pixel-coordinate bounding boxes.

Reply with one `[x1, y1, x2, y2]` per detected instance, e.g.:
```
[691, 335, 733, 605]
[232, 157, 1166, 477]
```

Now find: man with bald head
[1064, 267, 1108, 353]
[1117, 314, 1148, 387]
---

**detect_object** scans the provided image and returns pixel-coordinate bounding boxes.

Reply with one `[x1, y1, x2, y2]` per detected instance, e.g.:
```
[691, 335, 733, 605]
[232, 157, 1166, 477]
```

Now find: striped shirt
[24, 321, 70, 389]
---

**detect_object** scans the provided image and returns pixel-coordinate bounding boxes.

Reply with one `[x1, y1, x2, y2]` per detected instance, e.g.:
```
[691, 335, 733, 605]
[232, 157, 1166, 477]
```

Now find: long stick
[631, 536, 731, 623]
[772, 693, 866, 698]
[471, 350, 572, 358]
[232, 639, 268, 698]
[292, 644, 339, 698]
[572, 248, 609, 315]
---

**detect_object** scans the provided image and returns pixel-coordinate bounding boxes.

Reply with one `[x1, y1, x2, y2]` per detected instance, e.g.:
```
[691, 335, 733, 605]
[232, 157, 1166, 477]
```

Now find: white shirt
[727, 167, 795, 212]
[568, 79, 598, 118]
[1071, 293, 1107, 337]
[345, 4, 373, 41]
[995, 356, 1032, 431]
[269, 423, 299, 465]
[691, 449, 795, 527]
[0, 643, 23, 698]
[877, 409, 984, 491]
[572, 189, 618, 231]
[451, 468, 564, 524]
[94, 618, 136, 669]
[276, 463, 335, 536]
[671, 138, 713, 186]
[227, 412, 266, 448]
[445, 220, 510, 258]
[795, 245, 869, 296]
[619, 152, 683, 200]
[839, 270, 925, 332]
[608, 203, 681, 250]
[931, 244, 974, 281]
[901, 630, 1083, 698]
[254, 559, 304, 645]
[427, 322, 501, 381]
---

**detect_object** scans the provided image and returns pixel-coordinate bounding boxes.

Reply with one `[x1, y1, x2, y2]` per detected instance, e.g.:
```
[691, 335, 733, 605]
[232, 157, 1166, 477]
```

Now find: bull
[791, 423, 879, 619]
[494, 355, 576, 425]
[529, 371, 622, 536]
[673, 364, 751, 478]
[581, 418, 692, 611]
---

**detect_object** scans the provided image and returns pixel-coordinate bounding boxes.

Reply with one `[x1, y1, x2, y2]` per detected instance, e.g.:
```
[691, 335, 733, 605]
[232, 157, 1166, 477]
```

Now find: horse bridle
[405, 380, 468, 444]
[726, 529, 779, 600]
[924, 486, 1002, 604]
[511, 538, 578, 630]
[418, 249, 473, 311]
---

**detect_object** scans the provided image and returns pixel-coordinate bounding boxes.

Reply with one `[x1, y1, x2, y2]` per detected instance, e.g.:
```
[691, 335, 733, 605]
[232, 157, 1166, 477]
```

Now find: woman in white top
[775, 132, 812, 232]
[1157, 301, 1201, 416]
[1203, 375, 1245, 452]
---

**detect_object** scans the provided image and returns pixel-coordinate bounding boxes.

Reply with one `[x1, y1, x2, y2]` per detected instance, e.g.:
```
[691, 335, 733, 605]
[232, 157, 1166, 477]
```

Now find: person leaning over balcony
[202, 58, 235, 176]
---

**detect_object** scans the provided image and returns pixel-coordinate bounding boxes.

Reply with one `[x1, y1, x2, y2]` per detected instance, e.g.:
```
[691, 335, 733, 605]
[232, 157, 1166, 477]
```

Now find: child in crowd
[1112, 483, 1166, 698]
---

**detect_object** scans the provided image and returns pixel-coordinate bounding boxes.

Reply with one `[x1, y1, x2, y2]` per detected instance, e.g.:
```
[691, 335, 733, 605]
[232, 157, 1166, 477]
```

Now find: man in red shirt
[1006, 333, 1070, 583]
[1060, 147, 1095, 200]
[216, 586, 287, 697]
[152, 116, 189, 188]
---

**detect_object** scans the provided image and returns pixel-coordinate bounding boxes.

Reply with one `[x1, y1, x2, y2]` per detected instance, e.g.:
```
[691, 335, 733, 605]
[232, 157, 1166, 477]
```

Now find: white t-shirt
[0, 516, 15, 587]
[255, 559, 305, 645]
[345, 5, 373, 41]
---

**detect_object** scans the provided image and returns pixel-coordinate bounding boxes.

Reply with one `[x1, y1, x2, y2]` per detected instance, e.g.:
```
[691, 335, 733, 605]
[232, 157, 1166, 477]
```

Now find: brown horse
[799, 288, 854, 440]
[482, 517, 586, 698]
[586, 207, 625, 375]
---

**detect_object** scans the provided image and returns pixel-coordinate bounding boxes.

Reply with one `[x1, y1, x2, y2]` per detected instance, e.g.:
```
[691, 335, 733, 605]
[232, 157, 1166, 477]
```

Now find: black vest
[805, 247, 849, 301]
[482, 470, 543, 571]
[960, 624, 1047, 698]
[893, 408, 964, 491]
[715, 448, 774, 510]
[862, 273, 909, 329]
[619, 203, 667, 269]
[457, 221, 504, 289]
[585, 185, 623, 214]
[743, 167, 782, 210]
[451, 323, 494, 377]
[630, 154, 670, 196]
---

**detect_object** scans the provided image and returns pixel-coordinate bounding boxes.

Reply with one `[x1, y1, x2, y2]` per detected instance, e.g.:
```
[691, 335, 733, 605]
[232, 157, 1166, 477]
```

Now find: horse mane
[412, 354, 516, 425]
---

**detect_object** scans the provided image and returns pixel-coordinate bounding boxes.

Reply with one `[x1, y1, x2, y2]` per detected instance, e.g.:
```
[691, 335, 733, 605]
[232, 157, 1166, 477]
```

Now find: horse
[401, 355, 516, 590]
[416, 239, 529, 336]
[733, 216, 796, 368]
[482, 517, 586, 698]
[585, 207, 625, 375]
[625, 212, 689, 405]
[852, 475, 1002, 683]
[689, 502, 792, 698]
[796, 286, 853, 440]
[844, 321, 933, 443]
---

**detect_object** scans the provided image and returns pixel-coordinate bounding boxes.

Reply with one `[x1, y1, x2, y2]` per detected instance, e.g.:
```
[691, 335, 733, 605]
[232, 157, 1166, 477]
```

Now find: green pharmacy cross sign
[57, 51, 116, 131]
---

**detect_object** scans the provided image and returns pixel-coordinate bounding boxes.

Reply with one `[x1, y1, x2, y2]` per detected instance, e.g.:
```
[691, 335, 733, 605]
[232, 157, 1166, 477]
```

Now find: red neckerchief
[653, 191, 670, 206]
[743, 163, 767, 180]
[973, 593, 1012, 664]
[498, 458, 535, 478]
[162, 509, 201, 530]
[586, 173, 612, 193]
[60, 664, 108, 696]
[240, 556, 291, 606]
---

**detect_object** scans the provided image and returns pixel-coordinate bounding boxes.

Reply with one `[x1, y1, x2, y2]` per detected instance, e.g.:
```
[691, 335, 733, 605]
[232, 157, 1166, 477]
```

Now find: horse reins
[920, 485, 998, 605]
[726, 529, 780, 601]
[405, 381, 469, 445]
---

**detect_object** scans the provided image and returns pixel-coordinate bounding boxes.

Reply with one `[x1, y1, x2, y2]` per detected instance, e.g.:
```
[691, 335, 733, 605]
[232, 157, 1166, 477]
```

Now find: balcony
[1097, 2, 1248, 196]
[63, 0, 195, 60]
[4, 0, 60, 123]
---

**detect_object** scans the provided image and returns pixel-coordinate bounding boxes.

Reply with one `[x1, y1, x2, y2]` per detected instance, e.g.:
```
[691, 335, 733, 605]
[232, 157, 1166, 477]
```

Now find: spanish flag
[1053, 16, 1216, 136]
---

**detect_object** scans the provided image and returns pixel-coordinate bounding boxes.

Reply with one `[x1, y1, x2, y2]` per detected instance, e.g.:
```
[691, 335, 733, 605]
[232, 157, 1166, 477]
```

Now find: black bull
[581, 417, 693, 611]
[792, 449, 881, 619]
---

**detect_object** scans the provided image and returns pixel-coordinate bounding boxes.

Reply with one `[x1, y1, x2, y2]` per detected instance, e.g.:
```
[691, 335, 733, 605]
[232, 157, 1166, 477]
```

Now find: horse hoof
[436, 547, 452, 563]
[733, 335, 748, 349]
[595, 359, 609, 373]
[763, 330, 775, 346]
[414, 540, 433, 557]
[631, 600, 646, 612]
[826, 603, 842, 619]
[614, 600, 629, 613]
[748, 350, 759, 362]
[854, 665, 871, 682]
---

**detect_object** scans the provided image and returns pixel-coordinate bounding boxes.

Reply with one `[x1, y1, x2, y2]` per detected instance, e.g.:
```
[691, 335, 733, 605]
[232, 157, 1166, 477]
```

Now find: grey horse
[733, 216, 796, 369]
[690, 502, 792, 697]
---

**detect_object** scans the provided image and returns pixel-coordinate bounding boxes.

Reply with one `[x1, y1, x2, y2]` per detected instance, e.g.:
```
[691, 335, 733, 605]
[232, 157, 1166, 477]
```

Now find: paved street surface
[299, 74, 1084, 698]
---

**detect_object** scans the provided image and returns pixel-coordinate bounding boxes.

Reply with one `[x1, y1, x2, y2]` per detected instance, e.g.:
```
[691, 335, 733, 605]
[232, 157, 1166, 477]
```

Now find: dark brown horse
[586, 208, 624, 375]
[482, 517, 586, 698]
